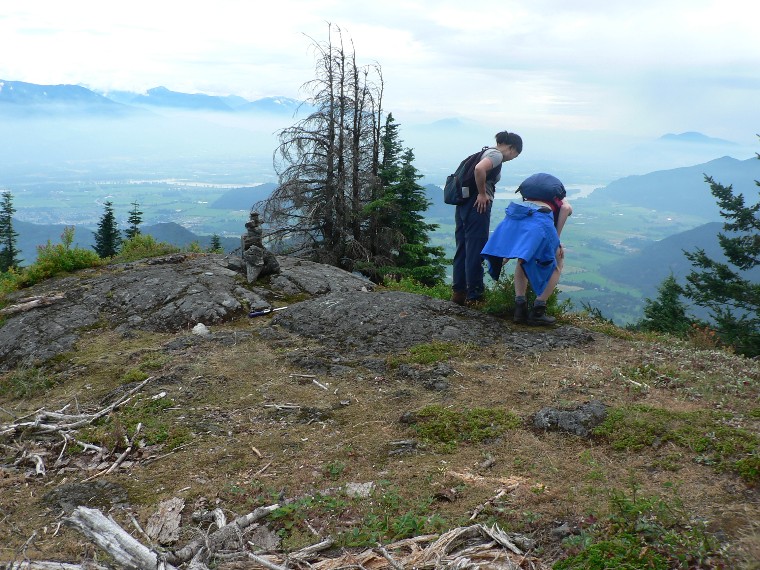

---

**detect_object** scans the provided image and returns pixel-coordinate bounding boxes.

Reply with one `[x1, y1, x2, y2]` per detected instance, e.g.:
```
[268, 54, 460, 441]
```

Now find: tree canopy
[684, 148, 760, 357]
[259, 24, 442, 286]
[0, 191, 22, 272]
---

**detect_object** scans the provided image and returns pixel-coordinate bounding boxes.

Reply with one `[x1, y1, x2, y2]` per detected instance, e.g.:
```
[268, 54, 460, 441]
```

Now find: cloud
[0, 0, 758, 143]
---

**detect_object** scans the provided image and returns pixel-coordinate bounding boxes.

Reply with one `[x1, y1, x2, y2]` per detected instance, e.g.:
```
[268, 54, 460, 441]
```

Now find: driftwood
[146, 497, 185, 545]
[0, 377, 154, 439]
[61, 501, 550, 570]
[64, 504, 282, 569]
[65, 506, 179, 570]
[0, 293, 65, 315]
[0, 562, 108, 569]
[167, 504, 280, 565]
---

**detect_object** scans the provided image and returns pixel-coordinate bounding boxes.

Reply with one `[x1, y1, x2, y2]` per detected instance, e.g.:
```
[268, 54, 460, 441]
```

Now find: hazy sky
[2, 0, 758, 146]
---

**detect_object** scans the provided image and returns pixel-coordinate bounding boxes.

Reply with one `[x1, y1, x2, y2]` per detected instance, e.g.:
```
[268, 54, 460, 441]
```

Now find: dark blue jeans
[452, 193, 492, 300]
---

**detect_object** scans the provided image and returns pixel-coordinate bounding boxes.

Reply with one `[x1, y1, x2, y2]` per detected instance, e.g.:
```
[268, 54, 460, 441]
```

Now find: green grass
[0, 364, 57, 399]
[388, 341, 468, 366]
[555, 485, 722, 569]
[266, 484, 451, 549]
[409, 405, 522, 452]
[594, 404, 760, 484]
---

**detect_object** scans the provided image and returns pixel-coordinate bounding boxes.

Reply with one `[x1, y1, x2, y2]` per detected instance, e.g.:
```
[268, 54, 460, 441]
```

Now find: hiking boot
[513, 301, 528, 324]
[451, 290, 466, 306]
[527, 304, 556, 326]
[464, 297, 484, 309]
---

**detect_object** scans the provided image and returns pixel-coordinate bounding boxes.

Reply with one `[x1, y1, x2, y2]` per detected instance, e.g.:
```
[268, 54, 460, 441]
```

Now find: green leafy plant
[16, 227, 102, 288]
[555, 485, 723, 569]
[382, 276, 451, 300]
[114, 234, 180, 263]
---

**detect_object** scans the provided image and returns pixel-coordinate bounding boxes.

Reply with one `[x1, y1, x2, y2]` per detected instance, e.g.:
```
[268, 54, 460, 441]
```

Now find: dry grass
[1, 313, 758, 567]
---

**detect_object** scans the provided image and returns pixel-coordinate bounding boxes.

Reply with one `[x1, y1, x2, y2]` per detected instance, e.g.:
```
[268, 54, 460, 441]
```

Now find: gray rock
[269, 290, 594, 357]
[42, 481, 128, 513]
[0, 253, 369, 370]
[533, 400, 608, 437]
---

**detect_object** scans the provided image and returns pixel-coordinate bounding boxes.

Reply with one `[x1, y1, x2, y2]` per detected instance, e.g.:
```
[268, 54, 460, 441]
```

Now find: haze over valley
[2, 79, 758, 324]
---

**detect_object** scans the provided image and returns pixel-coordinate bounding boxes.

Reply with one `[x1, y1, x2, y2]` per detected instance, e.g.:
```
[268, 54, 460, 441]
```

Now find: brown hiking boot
[527, 304, 556, 326]
[464, 297, 484, 309]
[451, 290, 466, 306]
[513, 301, 528, 324]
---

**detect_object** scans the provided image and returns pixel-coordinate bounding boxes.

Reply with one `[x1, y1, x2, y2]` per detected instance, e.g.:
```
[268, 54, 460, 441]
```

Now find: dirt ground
[1, 298, 758, 567]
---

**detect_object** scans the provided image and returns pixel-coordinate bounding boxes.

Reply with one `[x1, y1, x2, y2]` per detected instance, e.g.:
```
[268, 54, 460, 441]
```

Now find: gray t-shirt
[465, 147, 502, 199]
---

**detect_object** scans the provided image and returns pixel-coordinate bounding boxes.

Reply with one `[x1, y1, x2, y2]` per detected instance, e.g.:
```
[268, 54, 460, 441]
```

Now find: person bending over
[480, 173, 572, 325]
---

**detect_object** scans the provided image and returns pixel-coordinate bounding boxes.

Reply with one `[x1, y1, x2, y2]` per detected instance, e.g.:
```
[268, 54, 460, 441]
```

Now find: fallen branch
[0, 293, 65, 315]
[167, 503, 280, 565]
[2, 562, 109, 569]
[0, 377, 154, 439]
[65, 506, 178, 570]
[82, 423, 142, 482]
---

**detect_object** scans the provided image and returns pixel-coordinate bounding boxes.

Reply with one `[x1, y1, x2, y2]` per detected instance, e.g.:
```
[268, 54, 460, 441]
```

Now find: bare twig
[375, 543, 404, 570]
[245, 552, 288, 570]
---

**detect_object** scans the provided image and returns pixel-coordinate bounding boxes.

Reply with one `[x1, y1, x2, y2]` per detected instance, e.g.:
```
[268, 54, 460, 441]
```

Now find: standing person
[451, 131, 523, 306]
[481, 173, 572, 325]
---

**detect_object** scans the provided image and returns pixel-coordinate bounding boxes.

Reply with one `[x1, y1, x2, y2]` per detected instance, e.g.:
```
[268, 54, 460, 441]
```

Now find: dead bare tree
[261, 23, 383, 272]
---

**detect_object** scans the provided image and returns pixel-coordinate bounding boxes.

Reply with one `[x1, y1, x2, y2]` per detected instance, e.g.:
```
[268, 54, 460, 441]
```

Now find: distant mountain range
[0, 79, 305, 117]
[591, 155, 760, 220]
[210, 183, 278, 210]
[658, 132, 739, 146]
[0, 79, 132, 116]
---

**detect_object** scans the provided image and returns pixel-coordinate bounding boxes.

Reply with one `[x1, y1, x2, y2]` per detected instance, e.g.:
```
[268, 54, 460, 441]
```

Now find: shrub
[114, 234, 180, 263]
[17, 227, 101, 288]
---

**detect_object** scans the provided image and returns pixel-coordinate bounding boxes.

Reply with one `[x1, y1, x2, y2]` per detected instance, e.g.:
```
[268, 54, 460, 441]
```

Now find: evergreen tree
[684, 162, 760, 357]
[363, 115, 445, 285]
[0, 190, 22, 272]
[209, 234, 223, 253]
[637, 274, 693, 336]
[125, 201, 143, 240]
[92, 200, 122, 258]
[391, 148, 446, 285]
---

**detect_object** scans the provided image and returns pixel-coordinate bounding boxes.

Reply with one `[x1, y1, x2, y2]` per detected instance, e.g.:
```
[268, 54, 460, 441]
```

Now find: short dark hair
[495, 131, 523, 154]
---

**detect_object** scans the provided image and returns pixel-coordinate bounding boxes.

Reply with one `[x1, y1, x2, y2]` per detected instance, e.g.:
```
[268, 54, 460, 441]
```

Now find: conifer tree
[637, 274, 693, 336]
[0, 190, 22, 272]
[209, 234, 223, 253]
[125, 201, 143, 240]
[363, 115, 445, 285]
[684, 161, 760, 357]
[92, 200, 122, 258]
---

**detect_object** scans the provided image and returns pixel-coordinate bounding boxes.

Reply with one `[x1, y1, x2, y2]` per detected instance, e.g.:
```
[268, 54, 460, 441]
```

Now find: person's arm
[473, 157, 494, 214]
[555, 200, 572, 237]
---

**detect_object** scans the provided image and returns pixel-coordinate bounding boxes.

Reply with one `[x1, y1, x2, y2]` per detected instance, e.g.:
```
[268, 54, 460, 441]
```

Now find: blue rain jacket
[481, 202, 560, 297]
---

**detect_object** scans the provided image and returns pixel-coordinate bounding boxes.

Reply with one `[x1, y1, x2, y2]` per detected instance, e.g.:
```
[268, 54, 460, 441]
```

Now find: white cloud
[1, 0, 758, 143]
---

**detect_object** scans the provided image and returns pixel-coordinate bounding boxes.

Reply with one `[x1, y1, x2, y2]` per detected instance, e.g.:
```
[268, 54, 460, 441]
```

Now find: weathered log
[1, 562, 108, 569]
[0, 293, 65, 315]
[167, 503, 280, 565]
[65, 506, 178, 570]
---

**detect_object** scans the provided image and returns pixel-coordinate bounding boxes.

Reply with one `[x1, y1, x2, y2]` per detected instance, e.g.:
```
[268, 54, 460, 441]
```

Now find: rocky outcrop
[0, 252, 594, 371]
[0, 253, 374, 370]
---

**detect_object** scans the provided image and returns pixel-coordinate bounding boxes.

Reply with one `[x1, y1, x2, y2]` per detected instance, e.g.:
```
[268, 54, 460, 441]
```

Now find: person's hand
[474, 194, 491, 214]
[557, 244, 565, 260]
